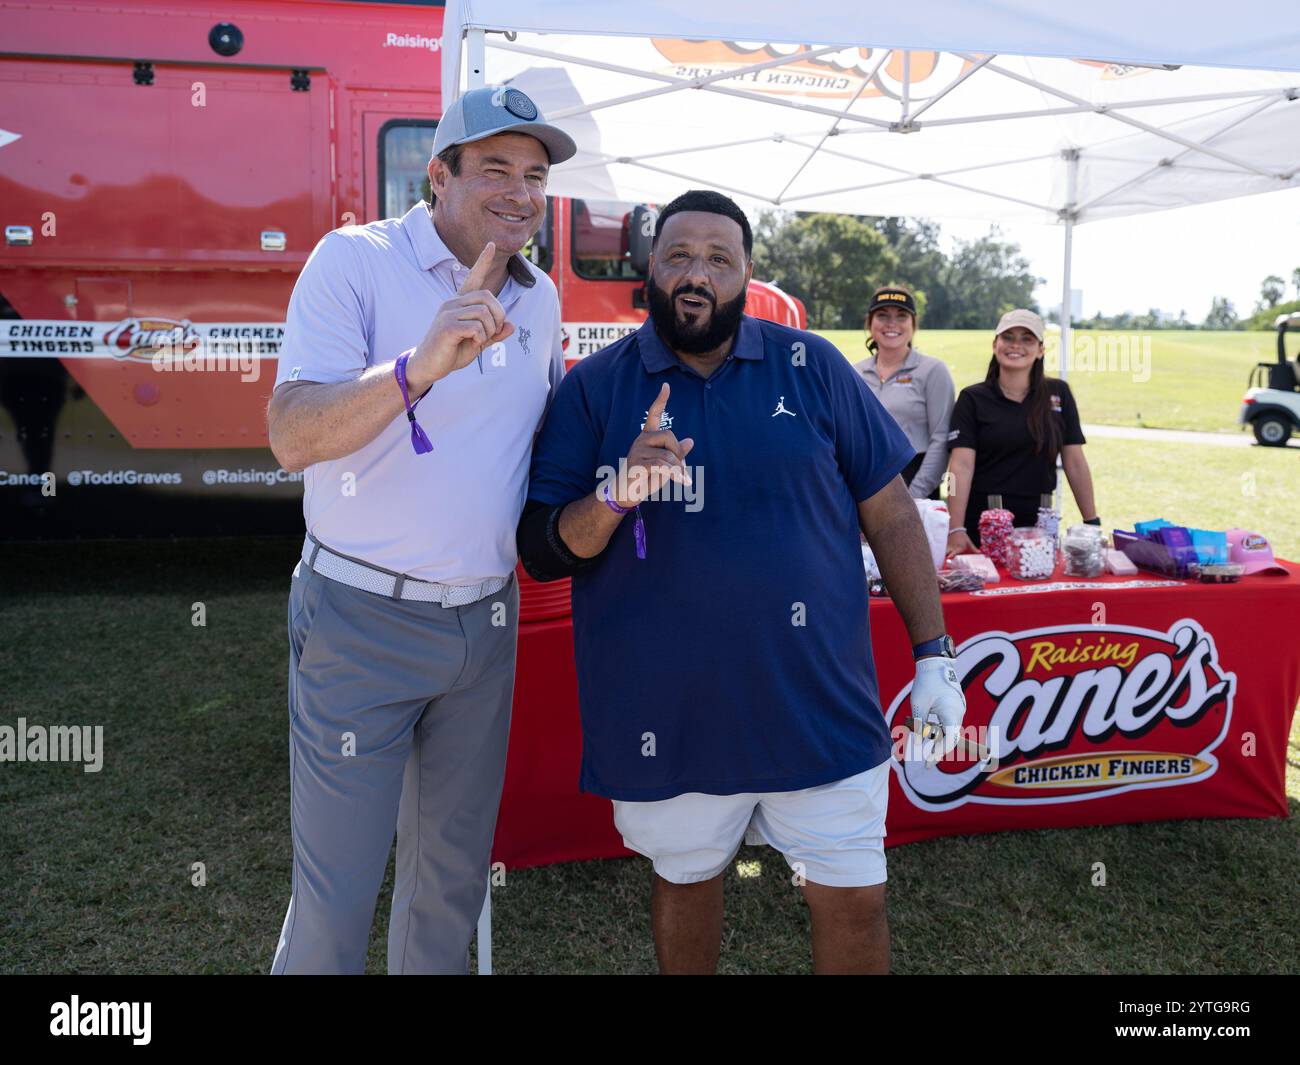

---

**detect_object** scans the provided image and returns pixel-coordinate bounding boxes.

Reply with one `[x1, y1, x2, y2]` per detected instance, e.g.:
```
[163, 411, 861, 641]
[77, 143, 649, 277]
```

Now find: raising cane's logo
[649, 41, 969, 100]
[888, 618, 1235, 811]
[103, 318, 201, 363]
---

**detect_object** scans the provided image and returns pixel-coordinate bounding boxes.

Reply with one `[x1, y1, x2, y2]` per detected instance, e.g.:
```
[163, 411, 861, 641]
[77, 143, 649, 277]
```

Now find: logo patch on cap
[502, 88, 538, 120]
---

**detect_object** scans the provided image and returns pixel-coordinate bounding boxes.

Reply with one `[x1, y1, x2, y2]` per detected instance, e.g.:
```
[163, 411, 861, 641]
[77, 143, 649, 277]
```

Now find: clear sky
[941, 186, 1300, 324]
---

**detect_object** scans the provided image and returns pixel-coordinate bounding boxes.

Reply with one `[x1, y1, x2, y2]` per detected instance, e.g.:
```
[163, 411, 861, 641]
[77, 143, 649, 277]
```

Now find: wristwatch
[912, 634, 956, 660]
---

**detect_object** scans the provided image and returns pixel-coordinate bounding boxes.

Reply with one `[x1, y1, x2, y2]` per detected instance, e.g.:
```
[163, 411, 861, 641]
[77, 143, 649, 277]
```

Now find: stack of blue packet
[1151, 527, 1200, 574]
[1188, 529, 1229, 565]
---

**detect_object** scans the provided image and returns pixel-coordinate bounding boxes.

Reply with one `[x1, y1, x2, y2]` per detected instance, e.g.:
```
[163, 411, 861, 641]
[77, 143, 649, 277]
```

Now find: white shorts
[612, 761, 890, 888]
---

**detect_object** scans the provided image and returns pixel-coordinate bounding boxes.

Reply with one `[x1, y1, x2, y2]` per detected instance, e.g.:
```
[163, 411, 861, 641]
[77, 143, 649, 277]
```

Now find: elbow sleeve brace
[516, 498, 597, 582]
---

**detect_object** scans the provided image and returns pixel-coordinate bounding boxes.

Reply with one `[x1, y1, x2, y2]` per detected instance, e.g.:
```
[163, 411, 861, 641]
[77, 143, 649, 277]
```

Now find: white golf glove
[909, 656, 966, 763]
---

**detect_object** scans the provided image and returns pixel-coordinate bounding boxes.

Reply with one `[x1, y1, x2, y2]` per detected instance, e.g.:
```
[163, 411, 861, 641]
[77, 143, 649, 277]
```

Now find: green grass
[2, 439, 1298, 974]
[817, 328, 1279, 433]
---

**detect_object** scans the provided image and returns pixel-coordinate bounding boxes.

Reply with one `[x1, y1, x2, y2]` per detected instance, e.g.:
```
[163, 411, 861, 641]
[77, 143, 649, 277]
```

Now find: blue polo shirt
[527, 315, 915, 800]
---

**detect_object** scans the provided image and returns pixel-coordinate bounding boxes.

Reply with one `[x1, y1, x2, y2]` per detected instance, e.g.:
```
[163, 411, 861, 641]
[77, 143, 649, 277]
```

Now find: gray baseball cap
[432, 86, 577, 164]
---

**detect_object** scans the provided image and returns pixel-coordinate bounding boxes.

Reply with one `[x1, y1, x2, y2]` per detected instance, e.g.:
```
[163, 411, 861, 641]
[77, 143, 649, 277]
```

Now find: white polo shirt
[274, 201, 564, 584]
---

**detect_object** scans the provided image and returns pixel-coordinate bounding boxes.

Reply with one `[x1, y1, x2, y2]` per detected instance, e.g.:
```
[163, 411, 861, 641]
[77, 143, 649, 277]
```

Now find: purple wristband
[602, 483, 632, 514]
[601, 483, 646, 560]
[395, 351, 433, 455]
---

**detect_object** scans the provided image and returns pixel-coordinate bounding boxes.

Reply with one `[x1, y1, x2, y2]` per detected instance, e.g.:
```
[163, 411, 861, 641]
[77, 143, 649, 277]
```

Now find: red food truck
[0, 0, 804, 539]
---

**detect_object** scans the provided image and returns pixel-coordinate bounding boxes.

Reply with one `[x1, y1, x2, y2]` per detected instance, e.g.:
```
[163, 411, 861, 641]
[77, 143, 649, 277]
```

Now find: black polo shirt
[948, 378, 1085, 539]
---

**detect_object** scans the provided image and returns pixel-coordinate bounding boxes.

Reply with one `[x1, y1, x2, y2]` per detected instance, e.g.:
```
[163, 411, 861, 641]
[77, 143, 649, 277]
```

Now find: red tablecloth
[493, 562, 1300, 869]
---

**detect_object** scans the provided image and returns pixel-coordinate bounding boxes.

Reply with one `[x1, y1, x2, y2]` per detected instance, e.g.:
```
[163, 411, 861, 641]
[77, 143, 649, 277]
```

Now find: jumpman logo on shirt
[772, 396, 796, 417]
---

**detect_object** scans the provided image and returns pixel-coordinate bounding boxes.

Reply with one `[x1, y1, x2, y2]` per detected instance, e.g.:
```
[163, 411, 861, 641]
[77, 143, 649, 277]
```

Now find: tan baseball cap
[995, 309, 1046, 341]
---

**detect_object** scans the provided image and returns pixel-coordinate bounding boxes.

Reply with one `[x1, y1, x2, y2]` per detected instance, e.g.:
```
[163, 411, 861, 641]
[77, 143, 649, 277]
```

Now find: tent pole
[1059, 148, 1079, 382]
[466, 0, 487, 955]
[1055, 219, 1073, 522]
[1056, 148, 1079, 522]
[476, 886, 492, 975]
[1060, 219, 1073, 380]
[467, 27, 486, 89]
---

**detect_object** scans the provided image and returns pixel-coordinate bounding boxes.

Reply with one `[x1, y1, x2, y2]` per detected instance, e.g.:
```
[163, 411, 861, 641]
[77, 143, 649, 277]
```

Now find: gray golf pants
[270, 558, 519, 974]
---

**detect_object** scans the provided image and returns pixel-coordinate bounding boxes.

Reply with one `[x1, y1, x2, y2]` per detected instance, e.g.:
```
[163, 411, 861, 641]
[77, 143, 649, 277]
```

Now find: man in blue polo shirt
[517, 190, 965, 975]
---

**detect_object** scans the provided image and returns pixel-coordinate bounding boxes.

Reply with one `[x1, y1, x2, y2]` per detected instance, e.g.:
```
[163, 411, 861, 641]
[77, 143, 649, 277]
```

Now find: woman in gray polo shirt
[854, 285, 955, 500]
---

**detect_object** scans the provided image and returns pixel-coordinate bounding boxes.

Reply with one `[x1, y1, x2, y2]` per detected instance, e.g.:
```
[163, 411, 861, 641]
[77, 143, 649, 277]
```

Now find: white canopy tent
[440, 0, 1300, 371]
[443, 2, 1300, 972]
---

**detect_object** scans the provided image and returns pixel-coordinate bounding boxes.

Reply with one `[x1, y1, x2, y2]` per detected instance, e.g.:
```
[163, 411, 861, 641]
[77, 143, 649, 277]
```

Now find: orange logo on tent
[650, 40, 965, 100]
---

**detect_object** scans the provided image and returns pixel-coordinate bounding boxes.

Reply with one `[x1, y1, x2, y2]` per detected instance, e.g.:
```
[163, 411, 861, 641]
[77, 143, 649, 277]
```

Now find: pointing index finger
[459, 241, 497, 294]
[644, 382, 670, 434]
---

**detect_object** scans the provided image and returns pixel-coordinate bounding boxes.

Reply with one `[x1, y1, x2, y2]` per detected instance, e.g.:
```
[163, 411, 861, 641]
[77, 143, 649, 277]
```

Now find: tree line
[752, 211, 1297, 332]
[752, 212, 1039, 330]
[1081, 271, 1300, 331]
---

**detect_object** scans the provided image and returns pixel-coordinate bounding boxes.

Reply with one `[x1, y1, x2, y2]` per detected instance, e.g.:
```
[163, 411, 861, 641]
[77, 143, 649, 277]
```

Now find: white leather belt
[300, 535, 510, 608]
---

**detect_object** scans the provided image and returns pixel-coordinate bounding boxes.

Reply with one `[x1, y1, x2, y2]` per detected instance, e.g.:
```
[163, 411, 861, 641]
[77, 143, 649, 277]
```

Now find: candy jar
[978, 494, 1015, 569]
[1035, 493, 1060, 551]
[1061, 524, 1106, 577]
[1007, 526, 1056, 580]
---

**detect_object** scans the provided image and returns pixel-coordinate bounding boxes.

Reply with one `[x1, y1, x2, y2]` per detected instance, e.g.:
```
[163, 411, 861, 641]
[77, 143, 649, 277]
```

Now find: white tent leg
[1059, 148, 1079, 381]
[1060, 218, 1074, 381]
[1057, 149, 1079, 517]
[476, 879, 492, 974]
[467, 27, 486, 89]
[466, 22, 488, 975]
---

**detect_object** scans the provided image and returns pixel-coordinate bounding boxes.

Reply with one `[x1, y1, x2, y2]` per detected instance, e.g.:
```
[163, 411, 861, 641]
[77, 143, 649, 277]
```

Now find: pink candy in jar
[978, 501, 1015, 569]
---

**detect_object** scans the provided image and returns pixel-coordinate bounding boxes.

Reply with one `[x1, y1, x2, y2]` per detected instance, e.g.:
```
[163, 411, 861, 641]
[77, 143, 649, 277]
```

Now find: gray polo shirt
[855, 347, 955, 498]
[273, 201, 564, 584]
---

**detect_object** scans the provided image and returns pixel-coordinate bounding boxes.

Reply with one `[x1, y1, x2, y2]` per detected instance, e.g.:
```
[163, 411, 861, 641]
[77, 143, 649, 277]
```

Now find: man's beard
[647, 277, 747, 355]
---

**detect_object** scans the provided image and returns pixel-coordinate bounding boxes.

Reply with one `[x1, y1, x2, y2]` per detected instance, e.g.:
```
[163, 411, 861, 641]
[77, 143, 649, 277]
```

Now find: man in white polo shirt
[264, 86, 575, 974]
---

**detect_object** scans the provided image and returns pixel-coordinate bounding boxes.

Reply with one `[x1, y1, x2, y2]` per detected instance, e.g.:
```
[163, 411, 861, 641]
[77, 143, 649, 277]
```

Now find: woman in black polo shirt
[945, 309, 1099, 553]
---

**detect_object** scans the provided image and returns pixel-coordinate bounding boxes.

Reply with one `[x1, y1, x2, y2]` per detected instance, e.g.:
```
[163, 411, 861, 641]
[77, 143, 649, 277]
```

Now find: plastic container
[978, 495, 1016, 569]
[938, 568, 986, 593]
[1197, 563, 1245, 583]
[1113, 530, 1201, 579]
[1035, 493, 1061, 548]
[1062, 524, 1106, 577]
[1007, 526, 1056, 580]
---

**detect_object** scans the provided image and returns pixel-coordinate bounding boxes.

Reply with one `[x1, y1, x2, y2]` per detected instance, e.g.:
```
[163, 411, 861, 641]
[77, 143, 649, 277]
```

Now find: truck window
[571, 199, 642, 280]
[379, 120, 436, 218]
[525, 198, 554, 275]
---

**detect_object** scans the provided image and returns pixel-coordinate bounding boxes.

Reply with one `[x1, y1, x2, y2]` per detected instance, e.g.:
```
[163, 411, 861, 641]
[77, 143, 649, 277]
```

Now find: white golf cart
[1240, 312, 1300, 446]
